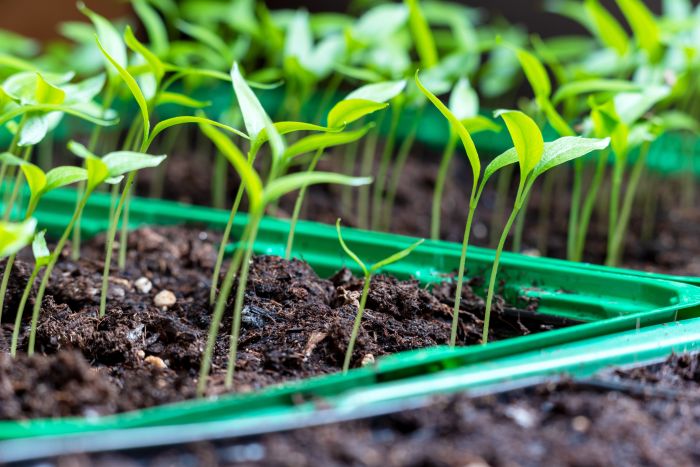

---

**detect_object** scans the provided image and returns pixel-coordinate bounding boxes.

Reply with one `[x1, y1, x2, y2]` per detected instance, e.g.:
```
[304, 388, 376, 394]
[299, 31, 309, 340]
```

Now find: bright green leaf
[78, 2, 128, 77]
[370, 238, 424, 273]
[0, 218, 36, 258]
[513, 46, 551, 98]
[495, 109, 544, 179]
[584, 0, 629, 56]
[44, 166, 88, 192]
[101, 151, 167, 177]
[405, 0, 438, 68]
[326, 99, 387, 128]
[448, 78, 478, 120]
[616, 0, 662, 62]
[283, 125, 372, 162]
[533, 136, 610, 178]
[31, 230, 51, 267]
[263, 172, 372, 206]
[345, 80, 406, 103]
[552, 79, 642, 105]
[415, 71, 481, 191]
[124, 26, 165, 82]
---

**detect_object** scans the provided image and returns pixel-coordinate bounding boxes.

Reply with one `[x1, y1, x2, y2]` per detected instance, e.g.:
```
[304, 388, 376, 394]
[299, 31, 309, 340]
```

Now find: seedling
[336, 218, 423, 373]
[0, 218, 36, 259]
[480, 110, 608, 342]
[10, 230, 50, 357]
[197, 62, 372, 396]
[0, 152, 87, 323]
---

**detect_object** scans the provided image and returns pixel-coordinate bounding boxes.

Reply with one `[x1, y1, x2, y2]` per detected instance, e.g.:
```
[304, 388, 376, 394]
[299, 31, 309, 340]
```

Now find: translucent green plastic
[0, 187, 698, 440]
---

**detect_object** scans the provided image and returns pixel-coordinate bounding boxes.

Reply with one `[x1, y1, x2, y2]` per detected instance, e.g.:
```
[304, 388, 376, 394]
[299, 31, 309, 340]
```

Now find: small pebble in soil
[571, 415, 591, 432]
[144, 355, 167, 369]
[154, 290, 176, 308]
[361, 354, 375, 366]
[134, 277, 153, 294]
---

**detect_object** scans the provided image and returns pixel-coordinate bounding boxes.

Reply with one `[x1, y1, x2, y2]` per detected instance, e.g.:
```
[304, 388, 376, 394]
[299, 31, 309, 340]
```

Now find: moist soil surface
[138, 145, 700, 276]
[0, 226, 551, 421]
[47, 353, 700, 467]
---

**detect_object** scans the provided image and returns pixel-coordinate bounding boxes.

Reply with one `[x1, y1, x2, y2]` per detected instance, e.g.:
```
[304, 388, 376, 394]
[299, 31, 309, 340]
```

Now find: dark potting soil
[0, 226, 550, 421]
[40, 353, 700, 466]
[137, 146, 700, 276]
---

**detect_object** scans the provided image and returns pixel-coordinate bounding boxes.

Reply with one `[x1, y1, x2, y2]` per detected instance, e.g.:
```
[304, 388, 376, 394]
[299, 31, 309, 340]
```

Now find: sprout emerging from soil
[336, 218, 423, 373]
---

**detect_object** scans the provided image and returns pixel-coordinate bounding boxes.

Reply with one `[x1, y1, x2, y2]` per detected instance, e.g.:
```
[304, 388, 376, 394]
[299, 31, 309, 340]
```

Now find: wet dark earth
[1, 226, 550, 421]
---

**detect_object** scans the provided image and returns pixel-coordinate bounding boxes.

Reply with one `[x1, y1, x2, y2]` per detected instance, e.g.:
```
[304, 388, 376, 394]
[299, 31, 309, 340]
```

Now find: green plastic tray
[0, 317, 698, 462]
[0, 187, 699, 439]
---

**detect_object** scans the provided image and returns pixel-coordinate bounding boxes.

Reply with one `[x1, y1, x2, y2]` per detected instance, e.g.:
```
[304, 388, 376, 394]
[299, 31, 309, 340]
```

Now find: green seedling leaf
[333, 63, 385, 83]
[352, 3, 408, 44]
[552, 79, 642, 105]
[345, 80, 407, 103]
[231, 62, 284, 159]
[495, 109, 544, 179]
[448, 78, 478, 120]
[3, 72, 67, 106]
[0, 218, 36, 258]
[250, 121, 340, 156]
[0, 103, 118, 129]
[584, 0, 629, 56]
[477, 147, 519, 197]
[336, 219, 367, 276]
[614, 86, 670, 125]
[405, 0, 438, 68]
[156, 92, 211, 109]
[131, 0, 169, 56]
[462, 116, 501, 134]
[101, 151, 166, 177]
[78, 2, 127, 78]
[147, 115, 248, 148]
[67, 140, 112, 191]
[263, 172, 371, 206]
[124, 26, 164, 83]
[62, 73, 106, 104]
[513, 46, 551, 98]
[175, 19, 230, 64]
[532, 136, 610, 178]
[282, 125, 372, 162]
[31, 230, 51, 267]
[21, 163, 48, 205]
[326, 100, 387, 129]
[199, 122, 263, 211]
[370, 238, 424, 273]
[44, 166, 88, 192]
[617, 0, 662, 62]
[415, 71, 480, 190]
[95, 36, 150, 145]
[284, 9, 313, 65]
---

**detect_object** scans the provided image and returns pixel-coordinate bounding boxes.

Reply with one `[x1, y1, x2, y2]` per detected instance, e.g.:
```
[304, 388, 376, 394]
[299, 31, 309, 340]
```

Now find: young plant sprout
[480, 110, 609, 342]
[24, 140, 149, 355]
[336, 218, 423, 373]
[0, 218, 36, 259]
[92, 26, 247, 317]
[197, 62, 372, 396]
[0, 153, 87, 323]
[431, 77, 499, 240]
[10, 230, 50, 357]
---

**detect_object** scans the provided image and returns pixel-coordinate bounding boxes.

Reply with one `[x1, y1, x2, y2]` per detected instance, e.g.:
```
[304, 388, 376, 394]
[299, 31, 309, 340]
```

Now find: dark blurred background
[0, 0, 670, 42]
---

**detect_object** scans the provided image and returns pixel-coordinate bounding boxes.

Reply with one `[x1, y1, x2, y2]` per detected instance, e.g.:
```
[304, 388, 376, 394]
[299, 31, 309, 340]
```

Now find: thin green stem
[371, 102, 402, 230]
[198, 219, 254, 397]
[450, 204, 476, 347]
[342, 273, 371, 374]
[606, 158, 624, 264]
[536, 170, 556, 256]
[285, 147, 324, 259]
[210, 184, 245, 305]
[10, 264, 40, 357]
[224, 212, 263, 389]
[607, 142, 650, 266]
[382, 117, 420, 231]
[357, 113, 385, 229]
[431, 133, 458, 240]
[3, 146, 32, 222]
[489, 165, 513, 248]
[573, 149, 608, 262]
[313, 73, 342, 124]
[340, 140, 359, 217]
[117, 174, 135, 269]
[99, 172, 136, 318]
[28, 193, 90, 355]
[212, 151, 228, 209]
[566, 159, 583, 260]
[0, 252, 16, 324]
[512, 192, 530, 253]
[483, 203, 520, 344]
